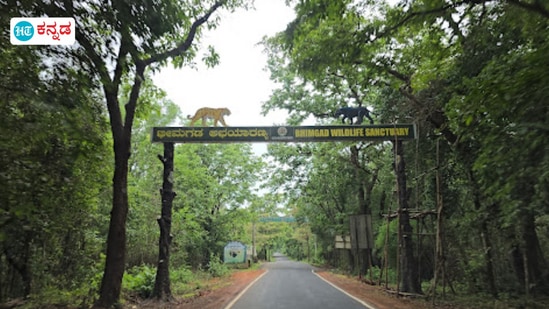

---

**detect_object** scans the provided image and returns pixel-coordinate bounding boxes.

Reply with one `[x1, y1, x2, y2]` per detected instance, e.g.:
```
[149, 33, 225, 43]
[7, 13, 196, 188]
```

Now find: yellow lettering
[209, 128, 269, 140]
[156, 128, 205, 139]
[339, 128, 364, 137]
[364, 127, 411, 137]
[258, 129, 269, 140]
[295, 129, 329, 138]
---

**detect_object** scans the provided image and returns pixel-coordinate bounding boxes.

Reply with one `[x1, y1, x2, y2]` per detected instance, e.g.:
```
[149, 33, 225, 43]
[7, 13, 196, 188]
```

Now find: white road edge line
[312, 269, 378, 309]
[224, 269, 269, 309]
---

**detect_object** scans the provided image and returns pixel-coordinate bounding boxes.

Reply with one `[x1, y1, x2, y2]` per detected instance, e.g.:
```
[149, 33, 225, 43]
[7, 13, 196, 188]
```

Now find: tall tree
[7, 0, 250, 307]
[388, 0, 549, 294]
[262, 0, 549, 298]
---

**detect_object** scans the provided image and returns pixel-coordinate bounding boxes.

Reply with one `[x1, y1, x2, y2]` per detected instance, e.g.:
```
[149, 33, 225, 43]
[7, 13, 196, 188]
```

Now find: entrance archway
[150, 123, 417, 296]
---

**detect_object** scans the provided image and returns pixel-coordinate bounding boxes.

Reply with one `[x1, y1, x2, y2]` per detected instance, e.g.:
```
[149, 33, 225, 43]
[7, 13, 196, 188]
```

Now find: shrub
[122, 264, 156, 298]
[171, 266, 194, 284]
[207, 254, 230, 277]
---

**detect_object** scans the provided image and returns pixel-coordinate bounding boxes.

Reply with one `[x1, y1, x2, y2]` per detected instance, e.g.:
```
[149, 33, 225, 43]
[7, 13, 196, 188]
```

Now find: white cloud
[152, 1, 295, 127]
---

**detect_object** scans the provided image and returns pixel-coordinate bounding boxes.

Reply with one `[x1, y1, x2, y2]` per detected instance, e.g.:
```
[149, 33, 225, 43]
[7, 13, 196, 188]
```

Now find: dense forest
[260, 0, 549, 305]
[1, 0, 548, 308]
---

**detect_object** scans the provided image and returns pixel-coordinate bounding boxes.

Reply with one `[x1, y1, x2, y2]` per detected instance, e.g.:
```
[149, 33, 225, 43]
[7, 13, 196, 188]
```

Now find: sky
[152, 1, 296, 129]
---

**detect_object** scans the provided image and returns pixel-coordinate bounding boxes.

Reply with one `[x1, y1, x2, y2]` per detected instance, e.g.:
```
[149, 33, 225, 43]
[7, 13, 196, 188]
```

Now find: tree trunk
[94, 79, 138, 308]
[519, 211, 548, 295]
[357, 182, 368, 277]
[432, 139, 447, 301]
[152, 143, 176, 300]
[95, 132, 130, 308]
[394, 140, 422, 294]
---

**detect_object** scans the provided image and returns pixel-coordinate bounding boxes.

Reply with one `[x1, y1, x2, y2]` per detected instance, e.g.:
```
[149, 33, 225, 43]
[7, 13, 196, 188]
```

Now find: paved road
[227, 254, 370, 309]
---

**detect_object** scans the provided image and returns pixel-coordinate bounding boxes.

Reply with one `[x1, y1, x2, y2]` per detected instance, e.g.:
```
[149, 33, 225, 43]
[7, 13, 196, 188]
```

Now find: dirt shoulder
[315, 271, 431, 309]
[176, 268, 265, 309]
[133, 268, 265, 309]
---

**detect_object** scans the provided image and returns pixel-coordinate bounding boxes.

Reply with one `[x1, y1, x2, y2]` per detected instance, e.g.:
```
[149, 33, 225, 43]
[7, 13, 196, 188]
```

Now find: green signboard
[258, 217, 296, 223]
[151, 124, 416, 144]
[223, 241, 247, 264]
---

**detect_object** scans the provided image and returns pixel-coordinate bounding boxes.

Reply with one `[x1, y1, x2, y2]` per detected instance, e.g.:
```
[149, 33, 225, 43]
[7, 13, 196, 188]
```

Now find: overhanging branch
[143, 0, 226, 66]
[369, 0, 485, 43]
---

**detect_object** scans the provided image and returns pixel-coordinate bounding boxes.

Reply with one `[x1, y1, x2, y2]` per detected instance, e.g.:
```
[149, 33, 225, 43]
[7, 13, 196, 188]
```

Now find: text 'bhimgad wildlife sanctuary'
[151, 124, 416, 143]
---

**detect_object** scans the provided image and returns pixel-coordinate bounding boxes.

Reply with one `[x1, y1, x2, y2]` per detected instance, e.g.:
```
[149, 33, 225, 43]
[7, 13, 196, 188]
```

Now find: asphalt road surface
[226, 253, 370, 309]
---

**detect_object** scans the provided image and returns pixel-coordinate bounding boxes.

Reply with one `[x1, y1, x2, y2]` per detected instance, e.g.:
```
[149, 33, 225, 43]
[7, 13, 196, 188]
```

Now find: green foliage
[262, 0, 549, 301]
[285, 238, 306, 260]
[122, 265, 157, 298]
[171, 143, 263, 269]
[368, 266, 398, 287]
[20, 289, 80, 309]
[5, 0, 254, 306]
[170, 266, 203, 295]
[207, 254, 230, 278]
[375, 220, 398, 269]
[0, 40, 111, 301]
[171, 266, 194, 284]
